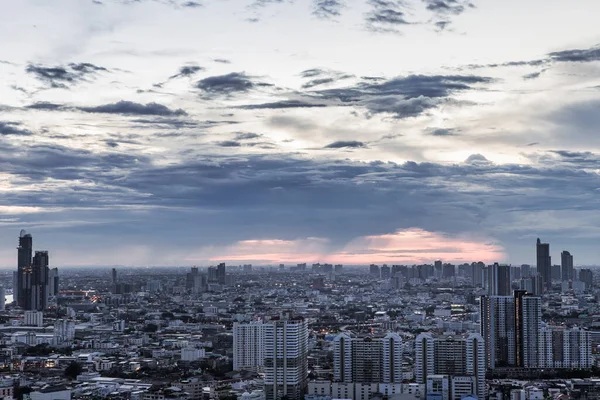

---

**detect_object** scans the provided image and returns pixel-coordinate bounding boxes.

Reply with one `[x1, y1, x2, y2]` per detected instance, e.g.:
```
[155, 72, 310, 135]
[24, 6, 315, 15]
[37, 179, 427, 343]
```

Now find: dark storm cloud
[235, 132, 263, 140]
[428, 128, 458, 136]
[26, 62, 106, 88]
[303, 77, 336, 88]
[182, 1, 201, 7]
[0, 121, 32, 136]
[324, 140, 367, 148]
[309, 74, 491, 118]
[169, 65, 204, 79]
[26, 102, 67, 111]
[365, 0, 411, 33]
[236, 100, 328, 109]
[7, 143, 600, 250]
[423, 0, 474, 15]
[548, 46, 600, 62]
[79, 101, 187, 116]
[466, 45, 600, 72]
[313, 0, 345, 19]
[196, 72, 273, 97]
[216, 140, 242, 147]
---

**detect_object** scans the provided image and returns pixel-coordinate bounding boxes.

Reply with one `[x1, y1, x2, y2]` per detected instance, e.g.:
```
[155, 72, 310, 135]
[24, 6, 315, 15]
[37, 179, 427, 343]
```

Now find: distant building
[579, 269, 593, 290]
[561, 251, 574, 282]
[217, 263, 226, 285]
[24, 310, 44, 327]
[488, 263, 511, 296]
[536, 238, 551, 292]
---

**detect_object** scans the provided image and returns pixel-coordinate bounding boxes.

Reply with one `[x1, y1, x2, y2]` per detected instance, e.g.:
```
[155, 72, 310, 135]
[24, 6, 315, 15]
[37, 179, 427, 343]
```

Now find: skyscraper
[16, 231, 53, 311]
[488, 263, 511, 296]
[264, 314, 308, 400]
[217, 263, 226, 285]
[48, 268, 59, 297]
[561, 251, 574, 282]
[111, 268, 117, 284]
[17, 230, 33, 309]
[31, 251, 50, 311]
[536, 238, 551, 291]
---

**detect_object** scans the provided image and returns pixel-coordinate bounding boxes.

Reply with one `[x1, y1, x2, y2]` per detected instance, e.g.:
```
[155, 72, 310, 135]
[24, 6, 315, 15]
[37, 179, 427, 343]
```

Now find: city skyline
[2, 1, 600, 266]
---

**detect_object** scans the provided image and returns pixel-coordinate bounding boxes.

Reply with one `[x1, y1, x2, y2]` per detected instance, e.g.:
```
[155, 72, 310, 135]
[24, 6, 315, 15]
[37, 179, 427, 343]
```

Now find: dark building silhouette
[186, 266, 199, 289]
[111, 268, 117, 284]
[217, 263, 226, 284]
[31, 251, 49, 311]
[561, 251, 574, 282]
[536, 238, 551, 292]
[579, 269, 593, 290]
[488, 263, 511, 296]
[16, 230, 33, 309]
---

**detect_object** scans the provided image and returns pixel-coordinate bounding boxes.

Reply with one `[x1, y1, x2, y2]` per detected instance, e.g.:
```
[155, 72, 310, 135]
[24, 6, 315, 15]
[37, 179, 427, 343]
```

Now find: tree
[64, 361, 83, 380]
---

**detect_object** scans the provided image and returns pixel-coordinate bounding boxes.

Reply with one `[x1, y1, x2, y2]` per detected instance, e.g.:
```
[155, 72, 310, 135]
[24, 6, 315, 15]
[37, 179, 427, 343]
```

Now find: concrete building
[24, 310, 44, 327]
[415, 333, 485, 400]
[488, 263, 511, 296]
[539, 326, 592, 369]
[264, 315, 308, 400]
[333, 332, 402, 384]
[536, 238, 551, 292]
[233, 321, 266, 372]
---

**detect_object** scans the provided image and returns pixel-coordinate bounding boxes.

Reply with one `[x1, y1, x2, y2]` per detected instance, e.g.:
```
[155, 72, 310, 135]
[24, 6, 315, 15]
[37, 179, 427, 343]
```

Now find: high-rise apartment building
[481, 291, 542, 369]
[264, 315, 308, 400]
[536, 238, 551, 291]
[539, 326, 592, 369]
[415, 333, 485, 400]
[561, 251, 574, 282]
[488, 263, 511, 296]
[480, 295, 516, 368]
[233, 321, 266, 372]
[333, 332, 402, 384]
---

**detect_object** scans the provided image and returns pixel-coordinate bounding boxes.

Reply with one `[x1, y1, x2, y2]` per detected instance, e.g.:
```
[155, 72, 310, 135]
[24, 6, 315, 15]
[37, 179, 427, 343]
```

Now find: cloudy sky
[1, 0, 600, 267]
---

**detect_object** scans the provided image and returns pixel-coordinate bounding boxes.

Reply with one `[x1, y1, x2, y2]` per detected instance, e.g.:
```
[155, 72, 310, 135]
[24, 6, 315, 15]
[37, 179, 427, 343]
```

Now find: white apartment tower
[539, 326, 592, 369]
[415, 333, 485, 400]
[333, 332, 402, 384]
[233, 321, 266, 372]
[264, 315, 308, 400]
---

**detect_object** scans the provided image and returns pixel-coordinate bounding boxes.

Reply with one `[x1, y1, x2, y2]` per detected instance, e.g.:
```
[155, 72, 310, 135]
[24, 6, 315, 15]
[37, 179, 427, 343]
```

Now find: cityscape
[2, 1, 600, 400]
[0, 230, 597, 400]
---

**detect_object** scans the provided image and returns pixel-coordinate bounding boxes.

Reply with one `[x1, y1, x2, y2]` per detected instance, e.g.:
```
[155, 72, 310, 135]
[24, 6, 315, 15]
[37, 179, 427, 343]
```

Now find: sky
[1, 0, 600, 267]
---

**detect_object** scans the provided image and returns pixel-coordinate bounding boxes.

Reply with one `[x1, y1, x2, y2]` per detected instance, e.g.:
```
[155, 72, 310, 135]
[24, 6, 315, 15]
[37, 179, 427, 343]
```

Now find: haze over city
[2, 0, 600, 266]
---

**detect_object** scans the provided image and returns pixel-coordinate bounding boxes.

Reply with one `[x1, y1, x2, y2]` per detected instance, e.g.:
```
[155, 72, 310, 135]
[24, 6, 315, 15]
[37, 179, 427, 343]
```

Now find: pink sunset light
[204, 228, 505, 265]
